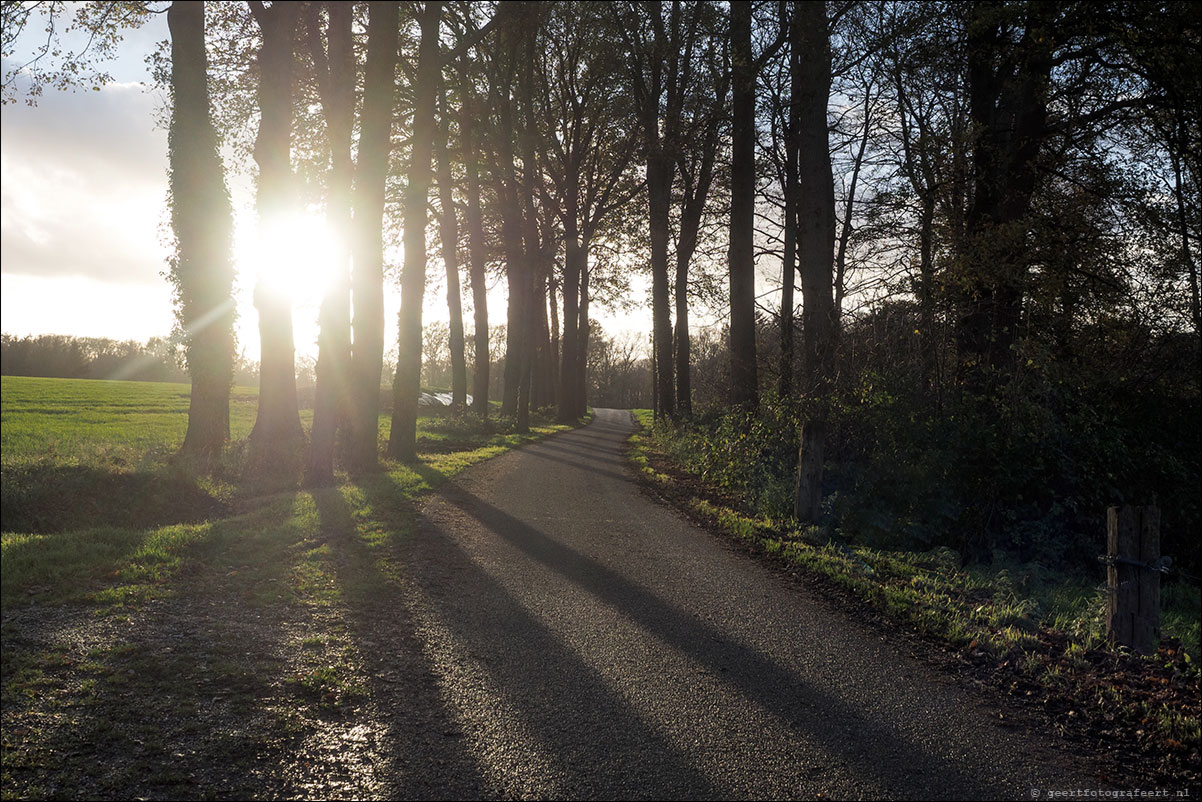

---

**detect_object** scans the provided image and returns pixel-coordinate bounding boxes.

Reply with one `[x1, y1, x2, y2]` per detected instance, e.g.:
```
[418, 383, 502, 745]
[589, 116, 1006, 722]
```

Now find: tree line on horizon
[3, 1, 1197, 526]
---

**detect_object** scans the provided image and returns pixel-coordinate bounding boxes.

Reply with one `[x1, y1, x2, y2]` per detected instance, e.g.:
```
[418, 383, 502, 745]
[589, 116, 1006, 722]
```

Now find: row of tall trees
[5, 2, 1196, 527]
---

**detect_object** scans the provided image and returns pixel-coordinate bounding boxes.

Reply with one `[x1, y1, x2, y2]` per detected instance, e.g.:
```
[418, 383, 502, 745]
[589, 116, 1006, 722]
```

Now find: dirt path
[396, 408, 1106, 799]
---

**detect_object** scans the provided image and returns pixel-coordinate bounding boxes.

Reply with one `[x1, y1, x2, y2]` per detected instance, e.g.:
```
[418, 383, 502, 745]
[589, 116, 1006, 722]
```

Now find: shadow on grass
[1, 463, 228, 534]
[0, 492, 310, 798]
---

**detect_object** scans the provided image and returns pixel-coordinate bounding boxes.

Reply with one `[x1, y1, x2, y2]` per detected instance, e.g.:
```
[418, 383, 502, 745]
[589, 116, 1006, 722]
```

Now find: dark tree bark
[674, 115, 720, 415]
[559, 210, 583, 421]
[833, 90, 871, 322]
[460, 81, 491, 419]
[435, 91, 468, 409]
[491, 4, 529, 422]
[247, 0, 304, 468]
[347, 0, 399, 472]
[646, 3, 675, 421]
[792, 0, 835, 524]
[777, 8, 800, 401]
[890, 24, 946, 395]
[514, 7, 545, 431]
[576, 260, 590, 414]
[1171, 119, 1200, 337]
[672, 24, 726, 416]
[624, 0, 692, 421]
[541, 2, 641, 421]
[306, 0, 355, 485]
[728, 0, 758, 411]
[548, 269, 560, 400]
[958, 1, 1055, 381]
[388, 0, 442, 462]
[168, 0, 236, 460]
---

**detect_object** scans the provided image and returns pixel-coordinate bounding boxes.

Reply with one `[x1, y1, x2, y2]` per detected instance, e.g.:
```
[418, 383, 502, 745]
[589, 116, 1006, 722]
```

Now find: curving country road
[395, 408, 1103, 800]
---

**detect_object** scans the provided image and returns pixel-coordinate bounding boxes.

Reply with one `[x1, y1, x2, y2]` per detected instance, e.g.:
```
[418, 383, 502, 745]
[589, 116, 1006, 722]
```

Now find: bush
[655, 314, 1200, 577]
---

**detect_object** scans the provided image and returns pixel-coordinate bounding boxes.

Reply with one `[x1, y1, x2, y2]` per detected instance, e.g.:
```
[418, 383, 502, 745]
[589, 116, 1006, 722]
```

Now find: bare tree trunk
[914, 195, 938, 394]
[649, 144, 675, 420]
[493, 8, 527, 421]
[530, 270, 553, 409]
[307, 0, 354, 484]
[435, 92, 468, 409]
[549, 270, 560, 401]
[514, 21, 543, 432]
[674, 99, 722, 416]
[833, 90, 872, 321]
[348, 0, 399, 472]
[728, 0, 758, 411]
[576, 258, 590, 416]
[169, 0, 237, 461]
[793, 0, 834, 524]
[647, 2, 675, 421]
[778, 33, 799, 400]
[460, 82, 490, 419]
[1171, 124, 1200, 336]
[673, 244, 693, 416]
[388, 0, 442, 462]
[248, 0, 304, 469]
[558, 211, 583, 421]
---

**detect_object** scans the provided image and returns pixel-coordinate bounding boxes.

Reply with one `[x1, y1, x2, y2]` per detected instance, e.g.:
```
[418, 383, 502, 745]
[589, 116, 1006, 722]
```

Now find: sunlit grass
[1, 376, 581, 609]
[1, 376, 264, 467]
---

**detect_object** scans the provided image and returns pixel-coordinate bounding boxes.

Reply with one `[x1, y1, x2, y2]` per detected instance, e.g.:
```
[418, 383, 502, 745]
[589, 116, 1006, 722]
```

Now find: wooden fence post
[1106, 505, 1161, 655]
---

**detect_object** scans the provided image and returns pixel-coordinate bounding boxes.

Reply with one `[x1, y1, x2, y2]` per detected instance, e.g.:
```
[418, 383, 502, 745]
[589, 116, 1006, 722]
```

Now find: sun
[241, 210, 343, 307]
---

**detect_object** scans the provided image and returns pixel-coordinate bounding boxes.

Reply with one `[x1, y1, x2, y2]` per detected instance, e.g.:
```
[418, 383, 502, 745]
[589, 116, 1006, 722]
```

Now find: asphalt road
[396, 408, 1102, 800]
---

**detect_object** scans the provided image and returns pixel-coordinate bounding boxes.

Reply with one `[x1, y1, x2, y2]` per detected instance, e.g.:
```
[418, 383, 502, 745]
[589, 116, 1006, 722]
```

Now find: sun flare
[241, 212, 343, 306]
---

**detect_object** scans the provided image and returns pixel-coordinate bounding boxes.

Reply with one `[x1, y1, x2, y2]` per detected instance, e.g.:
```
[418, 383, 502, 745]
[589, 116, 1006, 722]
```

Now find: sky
[0, 10, 709, 365]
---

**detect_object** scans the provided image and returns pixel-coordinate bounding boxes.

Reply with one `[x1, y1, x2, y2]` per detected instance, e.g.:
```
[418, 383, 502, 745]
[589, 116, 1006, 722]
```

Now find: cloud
[1, 69, 170, 284]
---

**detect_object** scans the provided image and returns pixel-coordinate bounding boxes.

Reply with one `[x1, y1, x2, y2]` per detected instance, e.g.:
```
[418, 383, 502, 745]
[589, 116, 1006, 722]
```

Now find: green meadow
[0, 375, 578, 608]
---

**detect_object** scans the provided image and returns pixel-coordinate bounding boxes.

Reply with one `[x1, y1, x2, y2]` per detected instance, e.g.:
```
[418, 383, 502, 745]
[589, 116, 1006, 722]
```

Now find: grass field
[0, 377, 262, 467]
[0, 375, 578, 608]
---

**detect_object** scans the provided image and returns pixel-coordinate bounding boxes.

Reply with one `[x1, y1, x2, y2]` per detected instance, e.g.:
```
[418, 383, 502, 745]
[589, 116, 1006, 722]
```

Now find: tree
[727, 1, 785, 412]
[955, 0, 1055, 381]
[728, 0, 757, 412]
[166, 0, 237, 460]
[458, 63, 492, 419]
[792, 0, 835, 524]
[2, 1, 152, 105]
[535, 1, 641, 421]
[305, 0, 355, 484]
[621, 0, 722, 421]
[487, 2, 535, 425]
[388, 0, 443, 462]
[347, 0, 400, 473]
[435, 89, 468, 409]
[246, 0, 305, 470]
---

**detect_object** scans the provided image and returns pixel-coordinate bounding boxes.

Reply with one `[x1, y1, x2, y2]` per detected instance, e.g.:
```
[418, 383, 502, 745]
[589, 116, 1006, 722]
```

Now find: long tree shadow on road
[519, 445, 632, 484]
[310, 482, 492, 799]
[435, 482, 1011, 800]
[355, 472, 720, 799]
